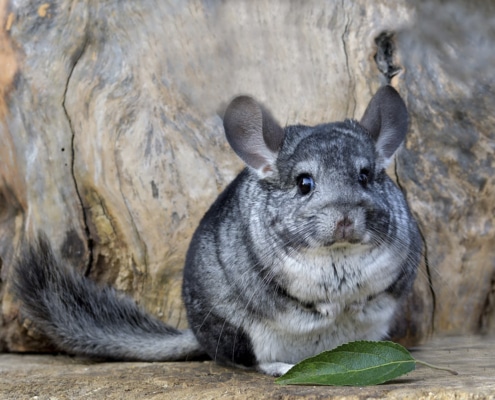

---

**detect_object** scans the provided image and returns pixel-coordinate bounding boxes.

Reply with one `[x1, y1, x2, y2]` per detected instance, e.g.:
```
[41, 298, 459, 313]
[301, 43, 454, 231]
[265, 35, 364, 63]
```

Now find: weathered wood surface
[1, 336, 494, 399]
[0, 0, 494, 353]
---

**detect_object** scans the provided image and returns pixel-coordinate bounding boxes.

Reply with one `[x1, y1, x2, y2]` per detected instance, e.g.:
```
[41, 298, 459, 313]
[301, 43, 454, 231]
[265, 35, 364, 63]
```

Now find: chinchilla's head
[223, 86, 410, 250]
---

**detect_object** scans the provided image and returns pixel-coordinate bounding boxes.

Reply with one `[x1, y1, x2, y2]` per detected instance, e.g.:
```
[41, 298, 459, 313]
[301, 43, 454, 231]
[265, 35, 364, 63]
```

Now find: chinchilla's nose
[334, 214, 355, 241]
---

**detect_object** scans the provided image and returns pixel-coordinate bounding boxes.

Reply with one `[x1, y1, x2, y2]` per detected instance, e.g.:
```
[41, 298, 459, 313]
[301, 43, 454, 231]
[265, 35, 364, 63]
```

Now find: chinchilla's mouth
[322, 236, 364, 248]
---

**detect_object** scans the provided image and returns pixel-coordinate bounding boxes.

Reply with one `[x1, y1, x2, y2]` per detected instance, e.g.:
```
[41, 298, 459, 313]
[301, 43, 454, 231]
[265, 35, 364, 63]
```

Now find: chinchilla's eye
[358, 168, 370, 187]
[296, 174, 315, 195]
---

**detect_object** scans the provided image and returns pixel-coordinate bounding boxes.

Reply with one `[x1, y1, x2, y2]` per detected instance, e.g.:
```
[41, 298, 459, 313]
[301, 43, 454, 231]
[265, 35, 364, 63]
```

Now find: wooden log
[0, 0, 493, 353]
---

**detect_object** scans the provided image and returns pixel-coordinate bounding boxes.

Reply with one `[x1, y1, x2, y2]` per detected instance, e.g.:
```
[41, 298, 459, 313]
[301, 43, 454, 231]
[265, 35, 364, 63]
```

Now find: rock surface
[0, 0, 494, 353]
[0, 336, 494, 399]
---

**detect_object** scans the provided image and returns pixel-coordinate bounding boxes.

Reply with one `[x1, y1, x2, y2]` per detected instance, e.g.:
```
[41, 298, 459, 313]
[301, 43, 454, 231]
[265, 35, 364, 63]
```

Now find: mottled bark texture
[0, 0, 494, 352]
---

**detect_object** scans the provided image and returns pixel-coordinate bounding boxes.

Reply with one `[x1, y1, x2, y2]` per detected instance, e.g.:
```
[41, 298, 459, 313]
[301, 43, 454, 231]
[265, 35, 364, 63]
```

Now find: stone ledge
[1, 336, 494, 399]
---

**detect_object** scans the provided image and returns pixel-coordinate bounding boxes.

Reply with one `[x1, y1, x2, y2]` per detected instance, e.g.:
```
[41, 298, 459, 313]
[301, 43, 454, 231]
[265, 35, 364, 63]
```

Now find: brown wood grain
[1, 0, 493, 353]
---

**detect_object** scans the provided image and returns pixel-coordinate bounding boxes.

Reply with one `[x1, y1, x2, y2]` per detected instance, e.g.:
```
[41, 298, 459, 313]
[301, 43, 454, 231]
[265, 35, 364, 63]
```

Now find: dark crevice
[374, 31, 402, 83]
[478, 273, 495, 333]
[416, 225, 436, 336]
[394, 160, 436, 335]
[62, 33, 93, 275]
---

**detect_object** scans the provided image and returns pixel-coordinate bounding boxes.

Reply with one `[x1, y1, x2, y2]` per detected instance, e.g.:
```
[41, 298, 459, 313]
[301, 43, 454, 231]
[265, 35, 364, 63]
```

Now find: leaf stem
[415, 359, 459, 375]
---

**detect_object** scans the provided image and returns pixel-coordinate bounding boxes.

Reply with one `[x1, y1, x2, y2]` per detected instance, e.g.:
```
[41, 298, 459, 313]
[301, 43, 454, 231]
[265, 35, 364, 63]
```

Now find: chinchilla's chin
[299, 239, 373, 257]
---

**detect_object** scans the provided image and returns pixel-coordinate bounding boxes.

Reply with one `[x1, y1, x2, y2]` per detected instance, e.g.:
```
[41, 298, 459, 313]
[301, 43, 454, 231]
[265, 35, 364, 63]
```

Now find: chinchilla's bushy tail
[13, 235, 204, 361]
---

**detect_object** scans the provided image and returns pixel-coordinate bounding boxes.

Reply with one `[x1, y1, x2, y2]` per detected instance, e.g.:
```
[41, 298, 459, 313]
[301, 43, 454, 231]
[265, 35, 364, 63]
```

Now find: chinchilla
[13, 85, 422, 376]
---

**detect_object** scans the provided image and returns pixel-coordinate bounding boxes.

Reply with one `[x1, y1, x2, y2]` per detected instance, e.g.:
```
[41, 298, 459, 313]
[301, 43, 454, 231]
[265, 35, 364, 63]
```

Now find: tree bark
[0, 0, 493, 352]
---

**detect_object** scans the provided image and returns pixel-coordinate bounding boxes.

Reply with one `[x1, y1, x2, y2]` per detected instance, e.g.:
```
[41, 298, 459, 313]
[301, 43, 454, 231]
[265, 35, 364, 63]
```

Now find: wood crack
[479, 273, 495, 333]
[394, 158, 436, 334]
[62, 30, 92, 274]
[340, 0, 356, 118]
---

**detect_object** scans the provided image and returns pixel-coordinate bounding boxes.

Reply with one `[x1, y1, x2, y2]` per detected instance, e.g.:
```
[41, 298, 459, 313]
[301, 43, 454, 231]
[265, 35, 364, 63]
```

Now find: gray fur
[14, 85, 422, 376]
[13, 236, 204, 361]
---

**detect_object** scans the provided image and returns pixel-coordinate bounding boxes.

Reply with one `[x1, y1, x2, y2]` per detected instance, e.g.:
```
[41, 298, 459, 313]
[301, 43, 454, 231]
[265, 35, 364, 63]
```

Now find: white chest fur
[280, 244, 399, 304]
[248, 244, 400, 367]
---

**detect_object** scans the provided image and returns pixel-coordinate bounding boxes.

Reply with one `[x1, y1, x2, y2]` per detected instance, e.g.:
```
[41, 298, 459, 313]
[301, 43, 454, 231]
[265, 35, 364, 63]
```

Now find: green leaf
[276, 341, 416, 386]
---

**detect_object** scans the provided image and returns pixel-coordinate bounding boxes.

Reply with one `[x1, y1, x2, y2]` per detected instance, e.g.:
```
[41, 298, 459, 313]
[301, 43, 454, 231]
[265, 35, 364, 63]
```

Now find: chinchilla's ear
[359, 86, 409, 167]
[223, 96, 285, 178]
